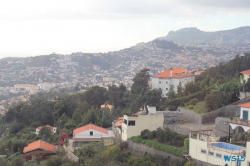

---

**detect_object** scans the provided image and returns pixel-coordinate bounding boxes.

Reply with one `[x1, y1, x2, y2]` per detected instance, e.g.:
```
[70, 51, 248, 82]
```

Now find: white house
[240, 69, 250, 99]
[152, 68, 195, 97]
[36, 125, 57, 135]
[121, 112, 164, 141]
[72, 124, 115, 147]
[229, 102, 250, 133]
[188, 130, 250, 166]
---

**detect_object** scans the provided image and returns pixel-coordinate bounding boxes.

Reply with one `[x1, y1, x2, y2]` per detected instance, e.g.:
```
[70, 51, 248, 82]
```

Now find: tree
[131, 68, 150, 94]
[204, 92, 222, 111]
[39, 127, 52, 140]
[72, 108, 82, 124]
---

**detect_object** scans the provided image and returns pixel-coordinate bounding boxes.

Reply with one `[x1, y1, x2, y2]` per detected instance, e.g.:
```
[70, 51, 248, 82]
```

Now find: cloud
[1, 0, 249, 21]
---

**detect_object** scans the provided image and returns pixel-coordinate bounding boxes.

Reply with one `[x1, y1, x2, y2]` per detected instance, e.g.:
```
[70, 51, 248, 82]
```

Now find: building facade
[73, 124, 115, 147]
[189, 130, 250, 166]
[152, 68, 195, 97]
[121, 112, 164, 141]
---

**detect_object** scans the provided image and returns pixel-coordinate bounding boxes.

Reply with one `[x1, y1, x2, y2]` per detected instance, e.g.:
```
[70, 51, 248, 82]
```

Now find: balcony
[230, 118, 250, 127]
[229, 118, 250, 132]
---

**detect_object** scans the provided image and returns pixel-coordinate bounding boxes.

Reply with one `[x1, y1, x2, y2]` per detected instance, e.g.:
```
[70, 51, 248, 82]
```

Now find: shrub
[188, 98, 199, 105]
[232, 134, 238, 143]
[184, 138, 189, 150]
[187, 105, 194, 109]
[184, 161, 196, 166]
[156, 130, 166, 143]
[171, 135, 184, 146]
[141, 129, 152, 139]
[238, 133, 246, 141]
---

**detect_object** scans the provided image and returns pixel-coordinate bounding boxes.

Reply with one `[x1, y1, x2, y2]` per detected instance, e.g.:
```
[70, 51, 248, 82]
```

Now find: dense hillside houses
[151, 68, 195, 97]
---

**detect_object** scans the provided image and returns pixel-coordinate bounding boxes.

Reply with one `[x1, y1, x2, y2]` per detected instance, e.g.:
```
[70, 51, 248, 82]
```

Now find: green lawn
[183, 101, 207, 114]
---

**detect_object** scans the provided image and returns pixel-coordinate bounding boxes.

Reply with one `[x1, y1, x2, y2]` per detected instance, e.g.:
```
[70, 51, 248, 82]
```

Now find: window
[128, 121, 135, 126]
[123, 119, 127, 125]
[208, 151, 214, 156]
[216, 153, 222, 158]
[159, 81, 161, 83]
[166, 81, 168, 84]
[166, 88, 168, 90]
[90, 131, 93, 136]
[200, 149, 206, 154]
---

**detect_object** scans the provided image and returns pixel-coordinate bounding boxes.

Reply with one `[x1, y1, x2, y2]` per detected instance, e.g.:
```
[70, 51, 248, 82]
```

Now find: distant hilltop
[157, 26, 250, 46]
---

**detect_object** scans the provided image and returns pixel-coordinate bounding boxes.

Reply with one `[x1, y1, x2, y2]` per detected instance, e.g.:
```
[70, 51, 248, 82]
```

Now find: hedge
[130, 136, 184, 156]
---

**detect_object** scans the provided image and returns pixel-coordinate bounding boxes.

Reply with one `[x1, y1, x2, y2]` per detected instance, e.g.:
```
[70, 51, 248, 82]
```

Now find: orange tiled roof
[153, 68, 194, 79]
[73, 124, 108, 135]
[101, 104, 113, 110]
[115, 121, 122, 127]
[239, 102, 250, 108]
[23, 140, 56, 153]
[194, 70, 204, 75]
[36, 126, 43, 130]
[241, 69, 250, 76]
[118, 117, 123, 121]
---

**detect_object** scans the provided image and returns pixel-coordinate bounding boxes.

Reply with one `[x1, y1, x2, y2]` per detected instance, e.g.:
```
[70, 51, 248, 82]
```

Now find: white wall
[74, 129, 109, 139]
[240, 107, 250, 120]
[152, 76, 195, 97]
[244, 74, 250, 81]
[189, 135, 246, 166]
[121, 114, 164, 141]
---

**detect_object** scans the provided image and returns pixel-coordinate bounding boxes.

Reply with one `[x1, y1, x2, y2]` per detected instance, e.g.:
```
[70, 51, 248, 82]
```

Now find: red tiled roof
[73, 124, 108, 135]
[115, 121, 122, 127]
[36, 126, 42, 130]
[241, 69, 250, 76]
[153, 68, 194, 79]
[23, 140, 56, 153]
[118, 117, 123, 121]
[239, 102, 250, 108]
[101, 104, 113, 110]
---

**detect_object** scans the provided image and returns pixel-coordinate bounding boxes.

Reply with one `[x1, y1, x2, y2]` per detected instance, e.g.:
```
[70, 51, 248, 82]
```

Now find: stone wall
[166, 124, 190, 136]
[127, 140, 184, 161]
[179, 107, 202, 124]
[179, 96, 250, 125]
[180, 105, 240, 125]
[192, 159, 215, 166]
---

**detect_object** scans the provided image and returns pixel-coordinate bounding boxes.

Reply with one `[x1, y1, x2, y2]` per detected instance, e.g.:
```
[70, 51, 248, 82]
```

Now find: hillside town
[1, 41, 250, 112]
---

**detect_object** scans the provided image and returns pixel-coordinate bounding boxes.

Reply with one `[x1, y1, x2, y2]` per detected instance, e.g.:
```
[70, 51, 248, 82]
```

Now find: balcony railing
[230, 119, 250, 126]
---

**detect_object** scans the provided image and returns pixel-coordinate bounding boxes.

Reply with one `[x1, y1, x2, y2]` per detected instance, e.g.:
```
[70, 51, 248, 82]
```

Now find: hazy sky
[0, 0, 250, 58]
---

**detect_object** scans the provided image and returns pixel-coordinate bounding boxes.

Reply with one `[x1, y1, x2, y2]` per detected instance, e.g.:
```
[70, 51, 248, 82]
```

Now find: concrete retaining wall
[179, 96, 250, 125]
[127, 140, 184, 161]
[179, 107, 202, 124]
[166, 124, 190, 136]
[180, 105, 240, 125]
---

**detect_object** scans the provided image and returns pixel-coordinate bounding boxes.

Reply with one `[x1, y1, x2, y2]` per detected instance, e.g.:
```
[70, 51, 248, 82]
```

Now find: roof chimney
[170, 68, 172, 77]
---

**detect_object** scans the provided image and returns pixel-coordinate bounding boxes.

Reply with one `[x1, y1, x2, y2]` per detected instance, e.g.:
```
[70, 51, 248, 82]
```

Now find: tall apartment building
[152, 68, 195, 97]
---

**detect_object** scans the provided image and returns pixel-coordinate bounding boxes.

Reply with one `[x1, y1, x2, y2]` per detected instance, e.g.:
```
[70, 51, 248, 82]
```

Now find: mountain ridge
[157, 26, 250, 46]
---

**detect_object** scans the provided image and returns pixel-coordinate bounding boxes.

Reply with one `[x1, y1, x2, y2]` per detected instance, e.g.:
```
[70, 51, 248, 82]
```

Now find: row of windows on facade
[159, 81, 168, 84]
[159, 88, 168, 90]
[123, 119, 136, 126]
[201, 149, 222, 158]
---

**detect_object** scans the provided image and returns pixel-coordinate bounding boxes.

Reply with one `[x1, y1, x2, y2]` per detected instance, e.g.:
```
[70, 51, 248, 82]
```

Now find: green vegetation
[184, 101, 207, 114]
[74, 142, 186, 166]
[162, 53, 250, 112]
[131, 128, 188, 157]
